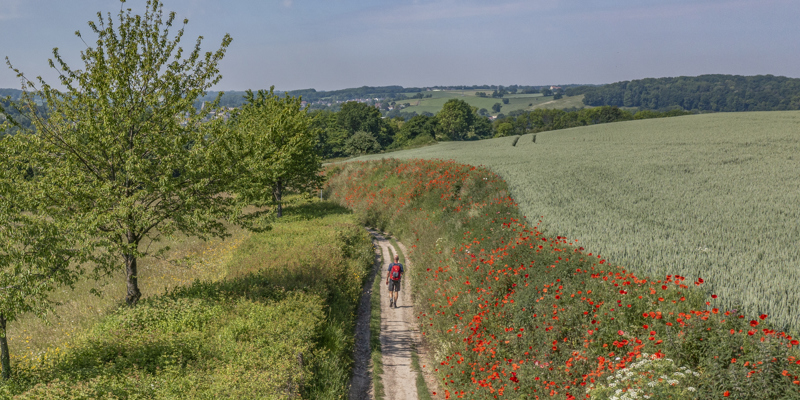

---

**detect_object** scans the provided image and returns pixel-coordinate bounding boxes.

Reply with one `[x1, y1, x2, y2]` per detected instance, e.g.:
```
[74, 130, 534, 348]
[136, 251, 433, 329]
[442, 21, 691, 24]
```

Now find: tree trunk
[273, 180, 283, 218]
[125, 250, 142, 306]
[0, 314, 10, 380]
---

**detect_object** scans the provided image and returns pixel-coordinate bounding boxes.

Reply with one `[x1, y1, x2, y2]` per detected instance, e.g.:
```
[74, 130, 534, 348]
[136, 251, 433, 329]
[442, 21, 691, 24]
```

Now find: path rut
[373, 229, 419, 400]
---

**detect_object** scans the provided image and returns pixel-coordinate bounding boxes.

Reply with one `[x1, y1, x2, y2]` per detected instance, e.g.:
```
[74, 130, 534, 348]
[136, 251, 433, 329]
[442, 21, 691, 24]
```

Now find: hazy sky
[2, 0, 799, 91]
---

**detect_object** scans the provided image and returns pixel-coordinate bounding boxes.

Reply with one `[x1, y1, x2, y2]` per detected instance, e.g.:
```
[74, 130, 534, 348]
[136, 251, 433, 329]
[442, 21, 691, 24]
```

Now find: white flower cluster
[587, 353, 700, 400]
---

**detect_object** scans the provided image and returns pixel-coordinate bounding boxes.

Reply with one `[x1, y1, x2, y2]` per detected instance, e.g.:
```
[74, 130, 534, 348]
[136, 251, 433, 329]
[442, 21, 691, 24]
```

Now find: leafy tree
[345, 131, 381, 155]
[337, 101, 394, 147]
[471, 116, 494, 139]
[393, 114, 438, 146]
[310, 110, 349, 159]
[478, 108, 489, 117]
[541, 87, 553, 96]
[502, 98, 509, 105]
[495, 122, 514, 138]
[492, 103, 502, 113]
[0, 140, 87, 379]
[231, 88, 322, 218]
[436, 99, 475, 141]
[5, 0, 234, 306]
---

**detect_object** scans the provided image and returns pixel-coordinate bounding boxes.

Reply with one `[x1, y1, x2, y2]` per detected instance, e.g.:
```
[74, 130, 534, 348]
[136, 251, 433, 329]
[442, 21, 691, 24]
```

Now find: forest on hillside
[567, 74, 800, 111]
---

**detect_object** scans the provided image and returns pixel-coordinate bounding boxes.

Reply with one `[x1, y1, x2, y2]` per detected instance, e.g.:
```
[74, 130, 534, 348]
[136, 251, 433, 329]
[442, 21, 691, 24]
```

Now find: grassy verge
[409, 343, 433, 400]
[1, 200, 374, 399]
[326, 159, 800, 399]
[371, 240, 386, 400]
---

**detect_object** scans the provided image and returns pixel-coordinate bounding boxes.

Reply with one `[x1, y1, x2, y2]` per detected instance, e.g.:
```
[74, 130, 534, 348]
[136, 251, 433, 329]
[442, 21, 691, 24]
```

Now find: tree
[345, 131, 381, 155]
[337, 101, 394, 147]
[492, 103, 502, 113]
[231, 88, 322, 218]
[5, 0, 234, 306]
[394, 114, 438, 146]
[436, 99, 475, 141]
[0, 138, 86, 379]
[309, 110, 349, 159]
[495, 122, 514, 138]
[502, 98, 509, 105]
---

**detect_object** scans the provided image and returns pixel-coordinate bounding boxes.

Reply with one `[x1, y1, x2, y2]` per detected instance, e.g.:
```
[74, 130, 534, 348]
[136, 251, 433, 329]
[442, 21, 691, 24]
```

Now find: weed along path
[368, 229, 419, 400]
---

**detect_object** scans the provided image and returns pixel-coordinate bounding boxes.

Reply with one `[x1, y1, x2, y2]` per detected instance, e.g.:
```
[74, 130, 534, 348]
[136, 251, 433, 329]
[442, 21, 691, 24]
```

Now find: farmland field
[353, 111, 800, 332]
[396, 90, 586, 115]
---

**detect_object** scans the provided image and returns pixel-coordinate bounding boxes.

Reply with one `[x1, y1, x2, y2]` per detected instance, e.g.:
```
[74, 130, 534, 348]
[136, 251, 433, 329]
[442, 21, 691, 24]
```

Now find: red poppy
[760, 314, 768, 320]
[750, 320, 759, 327]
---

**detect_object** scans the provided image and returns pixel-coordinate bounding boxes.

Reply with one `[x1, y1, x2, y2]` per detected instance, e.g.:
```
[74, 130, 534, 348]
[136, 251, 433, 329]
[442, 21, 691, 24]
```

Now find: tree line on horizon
[567, 74, 800, 112]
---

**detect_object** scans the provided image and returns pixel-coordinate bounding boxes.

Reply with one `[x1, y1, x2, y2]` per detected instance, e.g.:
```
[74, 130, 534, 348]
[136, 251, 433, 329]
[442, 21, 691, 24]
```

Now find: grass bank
[326, 159, 800, 399]
[1, 200, 373, 399]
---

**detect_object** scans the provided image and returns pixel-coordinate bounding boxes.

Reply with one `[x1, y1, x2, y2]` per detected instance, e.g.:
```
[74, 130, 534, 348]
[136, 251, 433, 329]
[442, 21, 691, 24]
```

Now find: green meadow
[353, 111, 800, 333]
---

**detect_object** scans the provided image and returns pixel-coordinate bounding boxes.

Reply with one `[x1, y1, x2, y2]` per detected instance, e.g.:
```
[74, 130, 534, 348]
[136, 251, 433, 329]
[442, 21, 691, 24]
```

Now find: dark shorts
[388, 279, 401, 292]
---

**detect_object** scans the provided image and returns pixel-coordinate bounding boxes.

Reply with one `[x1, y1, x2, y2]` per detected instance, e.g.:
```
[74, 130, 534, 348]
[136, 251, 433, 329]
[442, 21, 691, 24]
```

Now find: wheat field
[354, 111, 800, 331]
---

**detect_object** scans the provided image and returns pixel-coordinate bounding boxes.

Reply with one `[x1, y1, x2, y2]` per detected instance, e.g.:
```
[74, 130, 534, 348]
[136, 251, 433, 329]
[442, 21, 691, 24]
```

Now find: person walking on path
[386, 255, 404, 308]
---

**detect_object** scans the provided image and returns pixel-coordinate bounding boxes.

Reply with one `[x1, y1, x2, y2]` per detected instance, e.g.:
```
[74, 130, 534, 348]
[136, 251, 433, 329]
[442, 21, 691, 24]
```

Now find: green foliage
[230, 87, 322, 219]
[4, 0, 234, 306]
[337, 101, 394, 147]
[571, 74, 800, 111]
[0, 139, 89, 379]
[494, 122, 514, 138]
[392, 115, 438, 148]
[345, 131, 382, 156]
[310, 109, 349, 159]
[436, 99, 476, 141]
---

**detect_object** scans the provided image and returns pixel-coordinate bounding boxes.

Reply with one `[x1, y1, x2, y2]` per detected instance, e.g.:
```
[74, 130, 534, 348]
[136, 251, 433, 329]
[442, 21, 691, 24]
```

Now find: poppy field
[325, 158, 800, 399]
[354, 110, 800, 334]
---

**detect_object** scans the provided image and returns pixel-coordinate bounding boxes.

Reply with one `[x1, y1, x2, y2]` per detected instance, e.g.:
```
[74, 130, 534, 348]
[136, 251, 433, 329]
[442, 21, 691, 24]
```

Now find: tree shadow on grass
[279, 199, 351, 222]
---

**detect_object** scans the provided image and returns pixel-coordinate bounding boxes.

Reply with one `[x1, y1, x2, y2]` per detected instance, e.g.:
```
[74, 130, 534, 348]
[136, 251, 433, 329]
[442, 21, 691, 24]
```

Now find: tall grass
[351, 111, 800, 332]
[1, 200, 374, 399]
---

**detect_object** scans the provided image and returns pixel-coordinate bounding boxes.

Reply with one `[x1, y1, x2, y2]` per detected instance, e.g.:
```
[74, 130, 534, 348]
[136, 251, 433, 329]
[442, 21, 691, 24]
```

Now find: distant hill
[566, 74, 800, 112]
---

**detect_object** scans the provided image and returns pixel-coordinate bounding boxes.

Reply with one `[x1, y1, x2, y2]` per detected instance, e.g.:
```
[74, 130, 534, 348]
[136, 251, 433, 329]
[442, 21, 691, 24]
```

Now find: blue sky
[2, 0, 799, 91]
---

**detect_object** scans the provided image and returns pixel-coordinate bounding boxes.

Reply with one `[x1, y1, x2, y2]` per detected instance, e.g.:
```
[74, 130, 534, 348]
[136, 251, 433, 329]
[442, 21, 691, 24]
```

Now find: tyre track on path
[371, 229, 418, 400]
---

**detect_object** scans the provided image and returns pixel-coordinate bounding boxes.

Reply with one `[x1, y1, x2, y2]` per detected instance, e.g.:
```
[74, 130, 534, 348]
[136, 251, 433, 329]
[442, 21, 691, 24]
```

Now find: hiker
[386, 255, 404, 308]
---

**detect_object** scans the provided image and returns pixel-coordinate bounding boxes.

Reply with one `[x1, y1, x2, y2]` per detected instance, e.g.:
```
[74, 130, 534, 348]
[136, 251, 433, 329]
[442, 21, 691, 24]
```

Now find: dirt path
[372, 230, 419, 400]
[348, 231, 381, 400]
[350, 230, 441, 400]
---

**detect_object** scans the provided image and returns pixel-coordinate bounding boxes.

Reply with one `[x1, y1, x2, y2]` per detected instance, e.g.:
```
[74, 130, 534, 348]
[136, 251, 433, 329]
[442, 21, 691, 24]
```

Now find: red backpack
[390, 263, 402, 281]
